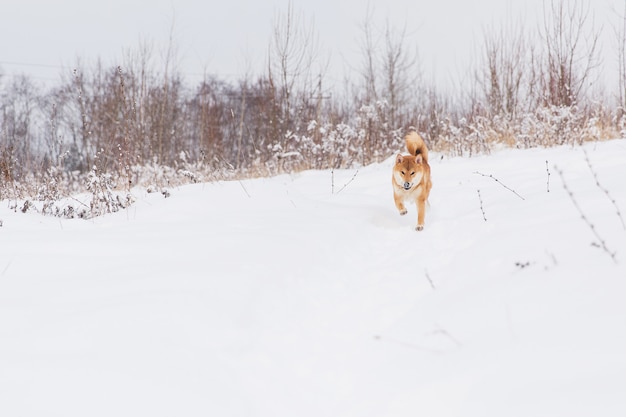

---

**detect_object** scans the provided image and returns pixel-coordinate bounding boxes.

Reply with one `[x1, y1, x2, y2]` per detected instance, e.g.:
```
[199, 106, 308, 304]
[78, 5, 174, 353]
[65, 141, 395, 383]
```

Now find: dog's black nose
[403, 182, 411, 190]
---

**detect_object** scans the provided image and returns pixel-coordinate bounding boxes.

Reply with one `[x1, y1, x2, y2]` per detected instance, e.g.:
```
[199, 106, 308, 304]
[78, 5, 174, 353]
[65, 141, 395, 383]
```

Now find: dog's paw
[399, 209, 407, 216]
[415, 225, 424, 231]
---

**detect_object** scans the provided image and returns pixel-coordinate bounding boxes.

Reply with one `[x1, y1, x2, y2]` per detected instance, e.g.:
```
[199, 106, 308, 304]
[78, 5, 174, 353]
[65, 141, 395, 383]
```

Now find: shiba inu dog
[392, 128, 432, 231]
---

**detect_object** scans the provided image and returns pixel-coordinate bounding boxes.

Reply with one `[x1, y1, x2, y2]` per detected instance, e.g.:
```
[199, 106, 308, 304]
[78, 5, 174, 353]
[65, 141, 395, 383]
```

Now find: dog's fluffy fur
[392, 128, 432, 231]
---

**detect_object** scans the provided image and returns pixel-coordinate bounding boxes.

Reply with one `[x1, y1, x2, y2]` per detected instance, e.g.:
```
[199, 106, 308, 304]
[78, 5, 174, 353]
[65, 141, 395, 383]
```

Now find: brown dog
[392, 129, 432, 231]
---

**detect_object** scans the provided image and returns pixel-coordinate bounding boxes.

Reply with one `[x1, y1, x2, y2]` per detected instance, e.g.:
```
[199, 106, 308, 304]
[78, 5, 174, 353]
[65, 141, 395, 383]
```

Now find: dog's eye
[411, 172, 415, 176]
[401, 171, 405, 175]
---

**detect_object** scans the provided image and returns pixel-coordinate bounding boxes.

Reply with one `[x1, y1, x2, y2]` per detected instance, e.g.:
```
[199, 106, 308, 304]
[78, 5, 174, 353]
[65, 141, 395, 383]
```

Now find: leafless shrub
[86, 166, 133, 218]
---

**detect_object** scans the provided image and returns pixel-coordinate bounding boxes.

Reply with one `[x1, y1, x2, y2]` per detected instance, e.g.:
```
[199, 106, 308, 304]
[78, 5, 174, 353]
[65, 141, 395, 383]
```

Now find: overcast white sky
[0, 0, 622, 90]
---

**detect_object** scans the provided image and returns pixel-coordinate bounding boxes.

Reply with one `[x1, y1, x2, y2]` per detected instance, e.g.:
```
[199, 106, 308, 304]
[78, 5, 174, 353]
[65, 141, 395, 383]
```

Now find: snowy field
[1, 139, 626, 417]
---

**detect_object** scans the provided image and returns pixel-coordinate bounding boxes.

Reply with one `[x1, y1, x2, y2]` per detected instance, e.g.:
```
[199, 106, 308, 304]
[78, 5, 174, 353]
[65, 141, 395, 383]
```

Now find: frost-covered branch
[555, 165, 617, 263]
[474, 171, 525, 200]
[546, 160, 551, 192]
[477, 189, 487, 221]
[584, 150, 626, 230]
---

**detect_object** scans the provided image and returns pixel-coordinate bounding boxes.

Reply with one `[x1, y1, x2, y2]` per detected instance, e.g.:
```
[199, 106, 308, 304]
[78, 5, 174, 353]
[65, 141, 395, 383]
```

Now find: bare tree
[381, 19, 420, 128]
[539, 0, 601, 107]
[269, 1, 321, 121]
[0, 75, 39, 181]
[615, 0, 626, 114]
[359, 3, 379, 105]
[122, 38, 154, 164]
[152, 20, 181, 163]
[478, 19, 528, 117]
[356, 6, 421, 163]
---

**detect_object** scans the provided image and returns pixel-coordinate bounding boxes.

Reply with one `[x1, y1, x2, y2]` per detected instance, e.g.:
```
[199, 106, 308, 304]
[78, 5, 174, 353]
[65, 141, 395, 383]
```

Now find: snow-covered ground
[1, 139, 625, 417]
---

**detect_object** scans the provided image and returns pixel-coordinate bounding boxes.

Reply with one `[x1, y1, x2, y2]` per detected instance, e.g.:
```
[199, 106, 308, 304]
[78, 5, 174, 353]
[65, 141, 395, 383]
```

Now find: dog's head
[393, 154, 424, 190]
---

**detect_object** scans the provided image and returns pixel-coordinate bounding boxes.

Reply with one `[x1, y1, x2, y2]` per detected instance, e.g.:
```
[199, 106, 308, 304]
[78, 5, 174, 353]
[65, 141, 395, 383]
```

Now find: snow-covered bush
[86, 166, 134, 218]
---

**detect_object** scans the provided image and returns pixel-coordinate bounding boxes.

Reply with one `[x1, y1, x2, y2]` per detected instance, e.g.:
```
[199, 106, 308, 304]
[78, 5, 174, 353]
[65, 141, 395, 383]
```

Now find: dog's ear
[415, 154, 423, 164]
[396, 154, 404, 164]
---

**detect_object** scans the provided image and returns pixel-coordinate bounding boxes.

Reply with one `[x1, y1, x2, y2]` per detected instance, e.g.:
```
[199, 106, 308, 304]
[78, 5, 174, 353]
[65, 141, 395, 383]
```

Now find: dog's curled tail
[405, 127, 429, 163]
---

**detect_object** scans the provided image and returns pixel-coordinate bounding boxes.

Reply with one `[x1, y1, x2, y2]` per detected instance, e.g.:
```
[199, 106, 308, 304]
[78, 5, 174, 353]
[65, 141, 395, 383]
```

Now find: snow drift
[1, 140, 625, 416]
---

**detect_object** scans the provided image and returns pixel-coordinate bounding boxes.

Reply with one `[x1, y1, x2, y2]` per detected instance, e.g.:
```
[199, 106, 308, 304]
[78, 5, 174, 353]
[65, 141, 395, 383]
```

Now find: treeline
[1, 0, 625, 201]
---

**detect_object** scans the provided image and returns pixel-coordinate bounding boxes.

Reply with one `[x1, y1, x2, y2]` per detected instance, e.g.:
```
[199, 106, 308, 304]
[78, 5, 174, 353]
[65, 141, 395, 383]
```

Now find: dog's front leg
[394, 192, 407, 215]
[415, 197, 426, 231]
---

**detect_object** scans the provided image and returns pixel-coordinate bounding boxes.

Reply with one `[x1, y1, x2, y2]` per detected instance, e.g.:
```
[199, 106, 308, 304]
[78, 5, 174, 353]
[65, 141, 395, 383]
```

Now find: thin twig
[584, 150, 625, 230]
[70, 196, 90, 209]
[373, 335, 444, 354]
[545, 160, 551, 193]
[474, 171, 525, 200]
[238, 180, 251, 198]
[336, 169, 359, 194]
[286, 190, 296, 208]
[555, 165, 617, 263]
[477, 189, 487, 221]
[432, 324, 463, 348]
[425, 269, 436, 289]
[1, 260, 11, 276]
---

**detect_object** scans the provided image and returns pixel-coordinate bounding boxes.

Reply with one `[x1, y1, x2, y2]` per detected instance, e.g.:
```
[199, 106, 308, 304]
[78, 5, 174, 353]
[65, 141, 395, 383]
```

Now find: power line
[0, 59, 249, 82]
[0, 59, 344, 91]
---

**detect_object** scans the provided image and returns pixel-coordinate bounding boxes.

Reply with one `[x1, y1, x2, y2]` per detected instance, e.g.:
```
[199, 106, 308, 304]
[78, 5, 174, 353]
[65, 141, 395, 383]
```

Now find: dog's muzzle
[403, 182, 412, 190]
